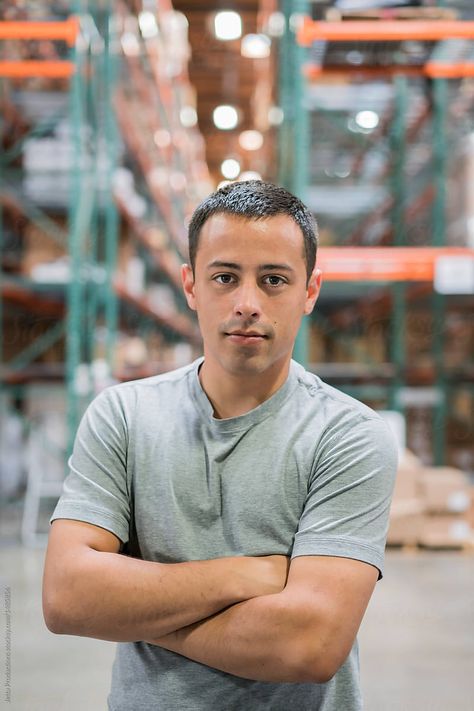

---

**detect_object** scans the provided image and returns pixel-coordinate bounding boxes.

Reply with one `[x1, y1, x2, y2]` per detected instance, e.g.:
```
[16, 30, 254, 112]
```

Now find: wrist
[221, 556, 252, 603]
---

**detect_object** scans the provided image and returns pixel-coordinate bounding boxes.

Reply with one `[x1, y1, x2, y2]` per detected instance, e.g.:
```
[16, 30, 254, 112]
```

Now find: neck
[198, 357, 291, 419]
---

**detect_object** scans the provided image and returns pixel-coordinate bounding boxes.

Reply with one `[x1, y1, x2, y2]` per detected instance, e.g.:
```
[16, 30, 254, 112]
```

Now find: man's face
[181, 213, 322, 378]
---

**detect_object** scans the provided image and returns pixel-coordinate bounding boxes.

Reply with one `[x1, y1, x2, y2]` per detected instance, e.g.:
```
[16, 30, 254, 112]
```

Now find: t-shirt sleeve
[291, 415, 398, 580]
[49, 386, 132, 545]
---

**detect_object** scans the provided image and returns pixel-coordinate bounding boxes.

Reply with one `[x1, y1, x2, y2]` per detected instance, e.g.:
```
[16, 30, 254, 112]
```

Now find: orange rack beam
[298, 19, 474, 46]
[1, 282, 64, 318]
[0, 60, 75, 78]
[317, 247, 474, 282]
[0, 17, 79, 45]
[425, 61, 474, 78]
[304, 62, 474, 80]
[304, 65, 424, 79]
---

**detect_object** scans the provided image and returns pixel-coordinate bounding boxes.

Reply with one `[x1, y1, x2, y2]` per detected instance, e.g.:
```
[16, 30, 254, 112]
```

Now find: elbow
[43, 601, 65, 634]
[291, 652, 339, 684]
[43, 589, 70, 634]
[44, 614, 66, 635]
[297, 657, 339, 684]
[286, 636, 343, 684]
[42, 578, 80, 635]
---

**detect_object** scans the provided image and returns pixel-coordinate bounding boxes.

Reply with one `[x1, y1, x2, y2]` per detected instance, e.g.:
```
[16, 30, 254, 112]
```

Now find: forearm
[146, 590, 324, 683]
[43, 550, 250, 643]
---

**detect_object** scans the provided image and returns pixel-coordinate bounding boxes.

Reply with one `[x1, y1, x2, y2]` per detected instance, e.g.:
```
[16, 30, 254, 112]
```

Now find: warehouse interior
[0, 1, 473, 709]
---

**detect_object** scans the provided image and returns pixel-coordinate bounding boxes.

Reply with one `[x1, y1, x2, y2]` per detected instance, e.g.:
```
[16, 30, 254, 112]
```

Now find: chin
[221, 354, 270, 376]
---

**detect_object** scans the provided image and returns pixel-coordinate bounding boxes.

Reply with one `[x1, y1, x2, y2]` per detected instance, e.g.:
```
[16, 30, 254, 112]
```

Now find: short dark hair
[187, 180, 318, 282]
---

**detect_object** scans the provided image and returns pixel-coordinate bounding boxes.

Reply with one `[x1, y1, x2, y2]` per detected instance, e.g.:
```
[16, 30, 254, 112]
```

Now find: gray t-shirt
[50, 357, 398, 710]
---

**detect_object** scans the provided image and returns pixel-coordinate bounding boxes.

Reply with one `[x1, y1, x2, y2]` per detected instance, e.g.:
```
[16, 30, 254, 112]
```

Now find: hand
[235, 555, 290, 600]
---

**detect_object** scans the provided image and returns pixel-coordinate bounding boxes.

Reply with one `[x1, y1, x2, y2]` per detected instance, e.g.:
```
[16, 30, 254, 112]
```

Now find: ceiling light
[148, 167, 169, 188]
[239, 171, 262, 181]
[221, 158, 241, 179]
[165, 11, 188, 34]
[241, 34, 271, 59]
[268, 106, 284, 126]
[266, 12, 285, 38]
[214, 11, 242, 41]
[138, 11, 159, 39]
[121, 32, 140, 56]
[289, 13, 305, 33]
[213, 105, 239, 130]
[355, 110, 379, 130]
[346, 50, 364, 65]
[154, 129, 171, 148]
[334, 167, 351, 178]
[239, 130, 263, 151]
[170, 171, 187, 191]
[180, 106, 198, 128]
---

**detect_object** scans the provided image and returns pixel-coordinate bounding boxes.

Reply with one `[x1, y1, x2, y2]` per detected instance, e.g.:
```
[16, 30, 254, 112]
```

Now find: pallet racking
[0, 1, 208, 543]
[277, 2, 474, 469]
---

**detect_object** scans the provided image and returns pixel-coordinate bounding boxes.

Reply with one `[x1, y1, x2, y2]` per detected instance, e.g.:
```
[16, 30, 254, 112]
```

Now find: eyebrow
[207, 260, 295, 273]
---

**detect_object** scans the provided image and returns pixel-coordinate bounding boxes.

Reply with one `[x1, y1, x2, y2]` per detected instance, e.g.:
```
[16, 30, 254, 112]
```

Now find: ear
[181, 263, 197, 311]
[304, 267, 322, 316]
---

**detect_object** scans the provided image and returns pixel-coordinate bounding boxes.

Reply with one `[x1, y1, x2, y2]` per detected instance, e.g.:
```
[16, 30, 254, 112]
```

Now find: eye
[213, 274, 236, 285]
[263, 275, 286, 287]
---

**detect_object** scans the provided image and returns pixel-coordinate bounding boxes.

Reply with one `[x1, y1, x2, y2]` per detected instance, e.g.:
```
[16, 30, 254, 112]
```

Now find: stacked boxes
[418, 468, 472, 548]
[387, 451, 474, 548]
[22, 221, 67, 277]
[387, 450, 426, 546]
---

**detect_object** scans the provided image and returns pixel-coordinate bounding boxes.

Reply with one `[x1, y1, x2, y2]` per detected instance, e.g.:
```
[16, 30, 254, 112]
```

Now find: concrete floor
[0, 527, 473, 710]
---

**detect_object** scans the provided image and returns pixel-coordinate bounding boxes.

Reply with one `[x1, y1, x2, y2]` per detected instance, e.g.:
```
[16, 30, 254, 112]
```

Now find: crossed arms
[43, 519, 378, 683]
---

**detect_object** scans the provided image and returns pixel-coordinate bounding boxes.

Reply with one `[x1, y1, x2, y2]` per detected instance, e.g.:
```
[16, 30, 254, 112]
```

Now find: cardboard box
[391, 449, 423, 502]
[467, 487, 474, 528]
[22, 222, 66, 276]
[419, 467, 471, 514]
[418, 514, 472, 549]
[387, 509, 425, 546]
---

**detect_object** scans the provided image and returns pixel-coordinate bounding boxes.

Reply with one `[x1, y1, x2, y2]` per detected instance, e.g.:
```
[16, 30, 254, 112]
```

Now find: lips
[227, 331, 266, 338]
[225, 331, 268, 345]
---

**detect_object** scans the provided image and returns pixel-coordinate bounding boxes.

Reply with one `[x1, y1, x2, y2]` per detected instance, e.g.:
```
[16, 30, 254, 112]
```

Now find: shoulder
[86, 359, 201, 421]
[290, 360, 398, 452]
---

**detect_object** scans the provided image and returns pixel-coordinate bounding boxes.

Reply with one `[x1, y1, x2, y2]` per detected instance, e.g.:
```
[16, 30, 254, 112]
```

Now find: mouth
[225, 331, 268, 344]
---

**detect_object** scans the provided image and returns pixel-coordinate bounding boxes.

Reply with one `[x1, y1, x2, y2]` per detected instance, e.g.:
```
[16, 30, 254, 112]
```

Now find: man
[43, 180, 398, 710]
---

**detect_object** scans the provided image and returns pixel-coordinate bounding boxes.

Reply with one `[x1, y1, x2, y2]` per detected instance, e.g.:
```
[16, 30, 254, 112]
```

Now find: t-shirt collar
[189, 356, 300, 434]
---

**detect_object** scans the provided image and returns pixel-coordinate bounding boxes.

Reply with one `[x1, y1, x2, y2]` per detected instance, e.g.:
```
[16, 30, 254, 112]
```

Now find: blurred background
[0, 0, 473, 709]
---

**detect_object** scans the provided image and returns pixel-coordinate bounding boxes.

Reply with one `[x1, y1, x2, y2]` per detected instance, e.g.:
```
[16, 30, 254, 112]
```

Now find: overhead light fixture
[241, 34, 271, 59]
[214, 11, 242, 41]
[334, 167, 351, 178]
[266, 12, 285, 38]
[346, 50, 364, 65]
[239, 171, 262, 181]
[138, 11, 159, 39]
[121, 32, 140, 57]
[355, 110, 379, 130]
[165, 10, 189, 34]
[154, 129, 172, 148]
[289, 13, 305, 33]
[221, 158, 241, 179]
[268, 106, 284, 126]
[148, 166, 169, 188]
[180, 106, 198, 128]
[213, 105, 239, 130]
[239, 130, 263, 151]
[170, 171, 187, 191]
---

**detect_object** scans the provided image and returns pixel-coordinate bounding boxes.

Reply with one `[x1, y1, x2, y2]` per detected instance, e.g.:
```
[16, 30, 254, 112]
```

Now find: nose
[233, 281, 262, 320]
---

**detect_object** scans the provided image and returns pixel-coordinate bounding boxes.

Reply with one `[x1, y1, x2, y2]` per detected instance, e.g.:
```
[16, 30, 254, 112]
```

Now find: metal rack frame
[278, 13, 474, 466]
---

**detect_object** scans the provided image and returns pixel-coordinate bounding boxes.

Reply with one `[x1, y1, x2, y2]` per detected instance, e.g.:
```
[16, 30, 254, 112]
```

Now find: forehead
[196, 213, 306, 262]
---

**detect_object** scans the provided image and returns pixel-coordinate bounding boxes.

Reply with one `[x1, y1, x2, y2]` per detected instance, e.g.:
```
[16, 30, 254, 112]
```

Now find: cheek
[195, 297, 221, 328]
